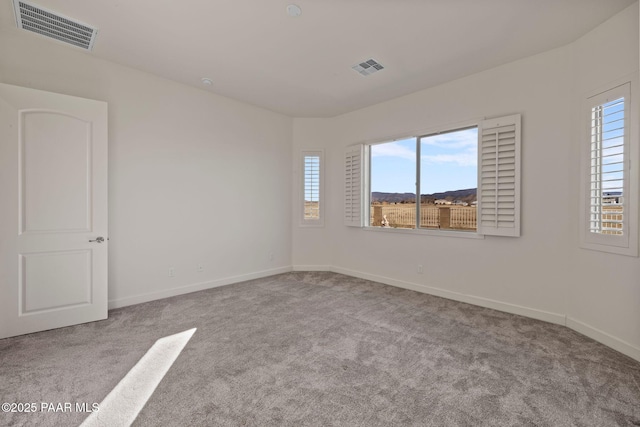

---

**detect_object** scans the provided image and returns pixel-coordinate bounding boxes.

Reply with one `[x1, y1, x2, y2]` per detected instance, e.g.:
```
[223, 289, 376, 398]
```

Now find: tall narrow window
[589, 96, 625, 235]
[301, 151, 323, 226]
[582, 82, 637, 256]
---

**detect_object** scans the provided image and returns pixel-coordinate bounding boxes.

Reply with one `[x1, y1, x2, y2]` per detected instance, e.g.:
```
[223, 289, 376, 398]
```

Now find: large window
[369, 128, 478, 231]
[345, 115, 521, 237]
[581, 82, 637, 256]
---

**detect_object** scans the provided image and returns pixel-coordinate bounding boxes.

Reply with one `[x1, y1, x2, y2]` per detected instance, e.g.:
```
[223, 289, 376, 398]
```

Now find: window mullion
[416, 137, 421, 229]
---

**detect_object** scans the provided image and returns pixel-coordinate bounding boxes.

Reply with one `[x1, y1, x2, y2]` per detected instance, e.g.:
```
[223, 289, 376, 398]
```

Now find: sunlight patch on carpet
[80, 328, 196, 427]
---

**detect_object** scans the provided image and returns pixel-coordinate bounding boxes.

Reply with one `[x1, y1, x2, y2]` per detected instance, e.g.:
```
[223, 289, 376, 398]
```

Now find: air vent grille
[13, 0, 98, 51]
[352, 59, 385, 76]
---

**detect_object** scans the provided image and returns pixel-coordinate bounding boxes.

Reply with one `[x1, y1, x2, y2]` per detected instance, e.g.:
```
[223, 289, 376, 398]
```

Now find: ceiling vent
[13, 0, 98, 51]
[352, 59, 385, 76]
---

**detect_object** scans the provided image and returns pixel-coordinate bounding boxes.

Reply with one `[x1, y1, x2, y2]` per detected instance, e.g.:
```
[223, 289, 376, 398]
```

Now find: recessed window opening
[301, 150, 324, 226]
[369, 127, 478, 231]
[589, 97, 625, 236]
[304, 155, 320, 220]
[580, 81, 637, 256]
[345, 114, 520, 237]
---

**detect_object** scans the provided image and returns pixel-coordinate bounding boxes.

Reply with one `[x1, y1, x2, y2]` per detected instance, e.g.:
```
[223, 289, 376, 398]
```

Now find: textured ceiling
[0, 0, 636, 117]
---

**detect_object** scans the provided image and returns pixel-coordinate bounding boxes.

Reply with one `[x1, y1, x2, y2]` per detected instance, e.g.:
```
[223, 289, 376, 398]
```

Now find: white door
[0, 83, 108, 339]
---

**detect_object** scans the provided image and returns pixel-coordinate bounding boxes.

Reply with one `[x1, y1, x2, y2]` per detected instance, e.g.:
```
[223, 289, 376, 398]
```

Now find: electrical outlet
[269, 252, 274, 262]
[417, 264, 423, 274]
[168, 267, 175, 277]
[197, 264, 204, 272]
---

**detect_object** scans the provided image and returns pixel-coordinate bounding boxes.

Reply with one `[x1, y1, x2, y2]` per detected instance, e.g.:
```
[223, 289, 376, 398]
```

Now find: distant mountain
[426, 188, 476, 200]
[371, 192, 416, 203]
[372, 188, 476, 203]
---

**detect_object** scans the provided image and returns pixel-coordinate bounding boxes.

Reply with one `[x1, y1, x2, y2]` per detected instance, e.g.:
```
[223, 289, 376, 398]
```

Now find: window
[370, 137, 417, 228]
[345, 115, 521, 237]
[367, 129, 477, 230]
[301, 150, 323, 226]
[581, 82, 638, 256]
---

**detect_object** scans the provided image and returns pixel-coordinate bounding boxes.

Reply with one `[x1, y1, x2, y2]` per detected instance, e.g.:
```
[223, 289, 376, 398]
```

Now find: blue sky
[597, 98, 624, 192]
[371, 128, 478, 194]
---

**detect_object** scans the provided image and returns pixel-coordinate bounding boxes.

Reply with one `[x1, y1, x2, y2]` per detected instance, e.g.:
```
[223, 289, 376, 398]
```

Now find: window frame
[364, 124, 479, 233]
[300, 150, 324, 227]
[580, 79, 638, 256]
[346, 114, 521, 238]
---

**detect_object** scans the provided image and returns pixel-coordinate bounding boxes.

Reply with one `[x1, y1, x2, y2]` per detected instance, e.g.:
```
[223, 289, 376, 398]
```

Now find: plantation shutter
[477, 114, 521, 237]
[344, 144, 364, 227]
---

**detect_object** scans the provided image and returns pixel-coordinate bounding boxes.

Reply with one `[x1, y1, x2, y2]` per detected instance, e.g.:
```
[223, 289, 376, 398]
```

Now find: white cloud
[371, 141, 415, 160]
[421, 128, 478, 149]
[422, 151, 477, 167]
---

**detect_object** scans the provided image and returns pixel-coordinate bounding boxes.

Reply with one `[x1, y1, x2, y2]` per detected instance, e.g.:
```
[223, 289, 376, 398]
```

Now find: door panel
[0, 83, 108, 339]
[21, 111, 91, 233]
[21, 250, 92, 314]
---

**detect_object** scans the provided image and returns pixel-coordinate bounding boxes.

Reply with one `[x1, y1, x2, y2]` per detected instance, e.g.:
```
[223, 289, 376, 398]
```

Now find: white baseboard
[331, 265, 640, 363]
[566, 317, 640, 362]
[292, 265, 332, 272]
[332, 266, 567, 326]
[108, 266, 292, 310]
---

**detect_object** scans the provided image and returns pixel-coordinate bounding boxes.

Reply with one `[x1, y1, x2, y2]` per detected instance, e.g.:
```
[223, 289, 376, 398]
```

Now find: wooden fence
[371, 204, 476, 230]
[599, 205, 624, 235]
[370, 203, 621, 233]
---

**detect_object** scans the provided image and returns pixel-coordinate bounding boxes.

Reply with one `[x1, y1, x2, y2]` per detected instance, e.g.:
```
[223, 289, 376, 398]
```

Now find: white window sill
[363, 226, 485, 240]
[299, 222, 325, 228]
[580, 241, 638, 257]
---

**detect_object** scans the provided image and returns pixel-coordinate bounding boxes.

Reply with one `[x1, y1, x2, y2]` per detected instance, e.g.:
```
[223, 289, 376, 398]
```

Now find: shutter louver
[345, 145, 363, 227]
[478, 114, 521, 237]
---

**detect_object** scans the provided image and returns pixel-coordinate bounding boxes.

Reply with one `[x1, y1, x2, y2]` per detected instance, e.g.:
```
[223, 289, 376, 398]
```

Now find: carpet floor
[1, 271, 639, 426]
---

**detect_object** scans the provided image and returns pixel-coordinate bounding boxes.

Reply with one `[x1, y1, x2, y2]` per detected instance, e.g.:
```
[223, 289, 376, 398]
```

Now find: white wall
[292, 3, 640, 360]
[0, 31, 293, 308]
[566, 3, 640, 358]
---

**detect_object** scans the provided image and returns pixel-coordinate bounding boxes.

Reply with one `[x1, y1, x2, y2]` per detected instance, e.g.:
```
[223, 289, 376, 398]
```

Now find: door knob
[89, 236, 105, 243]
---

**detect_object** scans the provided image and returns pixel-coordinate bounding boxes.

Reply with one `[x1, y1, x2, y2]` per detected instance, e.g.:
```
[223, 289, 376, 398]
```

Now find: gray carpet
[1, 271, 639, 426]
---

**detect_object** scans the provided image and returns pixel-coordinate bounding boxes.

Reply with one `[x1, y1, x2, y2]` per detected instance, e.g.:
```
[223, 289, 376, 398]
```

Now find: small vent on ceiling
[352, 59, 385, 76]
[13, 0, 98, 51]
